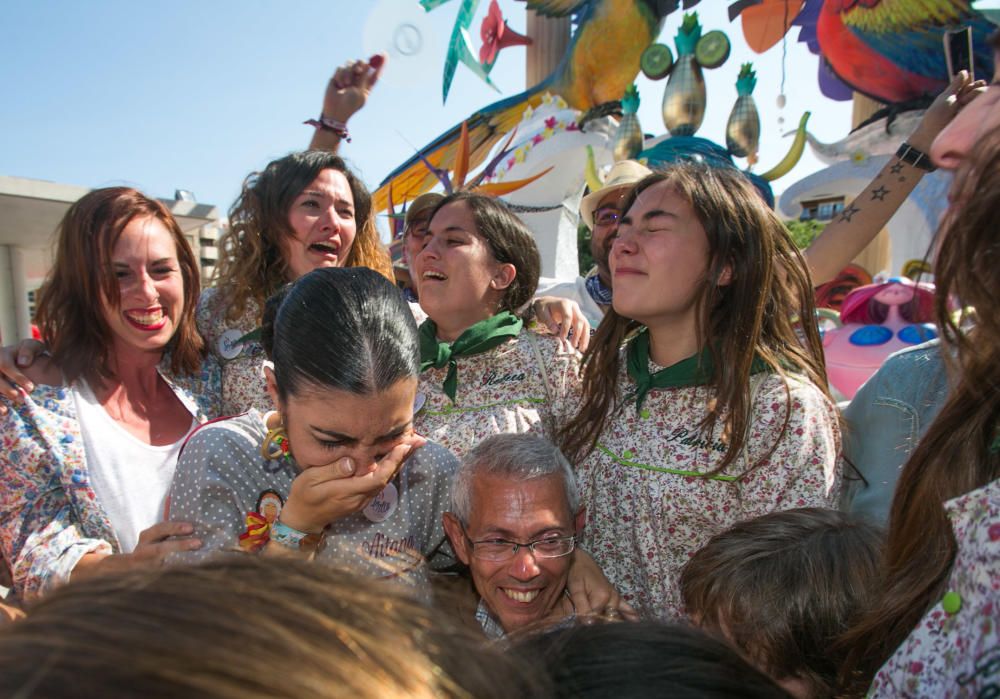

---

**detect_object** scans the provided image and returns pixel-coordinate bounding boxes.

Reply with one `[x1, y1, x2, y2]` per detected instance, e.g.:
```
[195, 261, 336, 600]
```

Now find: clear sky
[2, 0, 853, 226]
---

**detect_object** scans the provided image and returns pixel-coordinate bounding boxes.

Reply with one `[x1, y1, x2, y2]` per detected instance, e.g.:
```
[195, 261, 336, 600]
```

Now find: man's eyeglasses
[461, 524, 576, 562]
[593, 208, 621, 227]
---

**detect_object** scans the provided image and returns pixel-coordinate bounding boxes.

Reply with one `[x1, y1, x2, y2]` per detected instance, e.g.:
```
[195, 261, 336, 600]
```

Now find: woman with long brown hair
[201, 150, 392, 415]
[0, 187, 218, 601]
[842, 124, 1000, 698]
[558, 164, 841, 620]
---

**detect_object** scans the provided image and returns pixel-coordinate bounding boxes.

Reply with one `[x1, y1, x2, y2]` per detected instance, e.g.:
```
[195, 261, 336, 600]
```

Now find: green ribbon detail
[626, 331, 769, 410]
[419, 312, 523, 402]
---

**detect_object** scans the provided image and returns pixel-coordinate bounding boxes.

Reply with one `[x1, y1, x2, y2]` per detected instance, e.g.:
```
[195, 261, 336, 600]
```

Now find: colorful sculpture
[374, 0, 703, 211]
[821, 277, 937, 399]
[731, 0, 997, 105]
[725, 63, 761, 162]
[612, 85, 644, 161]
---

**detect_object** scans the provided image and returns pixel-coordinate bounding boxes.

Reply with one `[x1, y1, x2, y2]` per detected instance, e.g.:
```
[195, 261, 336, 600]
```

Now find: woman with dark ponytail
[167, 267, 457, 586]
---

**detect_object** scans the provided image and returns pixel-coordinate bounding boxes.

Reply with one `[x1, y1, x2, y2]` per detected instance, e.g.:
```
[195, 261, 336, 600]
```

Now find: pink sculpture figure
[822, 277, 937, 399]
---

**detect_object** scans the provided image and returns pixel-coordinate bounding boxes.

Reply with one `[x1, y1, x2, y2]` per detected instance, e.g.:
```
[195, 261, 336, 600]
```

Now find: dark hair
[0, 557, 545, 699]
[560, 164, 829, 472]
[261, 267, 418, 401]
[680, 508, 882, 697]
[839, 123, 1000, 691]
[217, 151, 392, 322]
[510, 620, 792, 699]
[429, 191, 541, 315]
[34, 186, 204, 384]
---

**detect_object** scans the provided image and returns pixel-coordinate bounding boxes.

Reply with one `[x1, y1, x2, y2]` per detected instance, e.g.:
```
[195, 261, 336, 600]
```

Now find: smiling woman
[411, 192, 581, 459]
[199, 151, 393, 415]
[168, 267, 458, 589]
[0, 187, 219, 601]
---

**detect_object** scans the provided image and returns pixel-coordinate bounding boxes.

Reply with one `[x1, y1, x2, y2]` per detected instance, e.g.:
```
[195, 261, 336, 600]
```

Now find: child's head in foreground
[680, 507, 882, 698]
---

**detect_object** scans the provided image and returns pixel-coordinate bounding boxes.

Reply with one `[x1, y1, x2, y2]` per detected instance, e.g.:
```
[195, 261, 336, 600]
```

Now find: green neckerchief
[419, 311, 524, 402]
[625, 331, 769, 410]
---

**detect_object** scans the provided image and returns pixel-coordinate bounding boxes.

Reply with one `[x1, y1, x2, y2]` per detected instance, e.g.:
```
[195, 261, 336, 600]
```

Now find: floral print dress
[0, 363, 218, 600]
[197, 287, 271, 416]
[577, 354, 842, 619]
[414, 330, 580, 459]
[868, 478, 1000, 698]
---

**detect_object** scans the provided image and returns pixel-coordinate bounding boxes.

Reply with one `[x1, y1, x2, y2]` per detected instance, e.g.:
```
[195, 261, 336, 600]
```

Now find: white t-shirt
[73, 380, 195, 553]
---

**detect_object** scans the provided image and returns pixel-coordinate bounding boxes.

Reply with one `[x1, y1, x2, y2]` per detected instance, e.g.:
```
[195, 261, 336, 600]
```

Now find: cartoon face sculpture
[822, 278, 937, 399]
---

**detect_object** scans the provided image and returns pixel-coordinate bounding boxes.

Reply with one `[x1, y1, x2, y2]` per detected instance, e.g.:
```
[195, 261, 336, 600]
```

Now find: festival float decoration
[730, 0, 997, 104]
[374, 0, 704, 214]
[656, 14, 731, 135]
[820, 277, 937, 399]
[726, 63, 760, 163]
[612, 85, 644, 161]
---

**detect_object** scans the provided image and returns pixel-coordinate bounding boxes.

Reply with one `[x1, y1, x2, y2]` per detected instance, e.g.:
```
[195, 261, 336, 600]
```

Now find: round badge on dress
[217, 329, 246, 360]
[364, 482, 399, 522]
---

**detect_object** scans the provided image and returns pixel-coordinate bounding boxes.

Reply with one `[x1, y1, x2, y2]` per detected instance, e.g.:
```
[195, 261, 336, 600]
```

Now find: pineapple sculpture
[613, 85, 644, 161]
[726, 63, 761, 165]
[654, 13, 730, 137]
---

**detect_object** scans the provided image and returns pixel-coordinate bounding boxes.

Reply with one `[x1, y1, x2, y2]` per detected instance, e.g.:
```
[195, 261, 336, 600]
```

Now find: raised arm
[307, 54, 387, 153]
[803, 71, 985, 285]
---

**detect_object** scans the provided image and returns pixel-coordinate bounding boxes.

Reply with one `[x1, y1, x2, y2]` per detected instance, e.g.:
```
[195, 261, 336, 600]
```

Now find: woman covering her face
[558, 164, 842, 619]
[167, 267, 457, 586]
[409, 192, 581, 458]
[199, 151, 393, 416]
[0, 187, 219, 600]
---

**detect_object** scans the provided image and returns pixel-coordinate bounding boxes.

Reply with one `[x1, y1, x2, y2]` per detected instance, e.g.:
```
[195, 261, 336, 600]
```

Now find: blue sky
[2, 1, 853, 225]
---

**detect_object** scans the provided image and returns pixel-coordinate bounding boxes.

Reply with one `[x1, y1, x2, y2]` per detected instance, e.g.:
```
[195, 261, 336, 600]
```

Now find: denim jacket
[842, 340, 948, 525]
[0, 360, 219, 600]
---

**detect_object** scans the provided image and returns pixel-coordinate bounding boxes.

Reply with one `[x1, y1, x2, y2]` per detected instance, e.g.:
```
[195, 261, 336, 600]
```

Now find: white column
[10, 247, 31, 341]
[0, 246, 15, 344]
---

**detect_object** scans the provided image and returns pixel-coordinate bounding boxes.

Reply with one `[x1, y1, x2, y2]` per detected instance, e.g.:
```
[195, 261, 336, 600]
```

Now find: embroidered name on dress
[665, 428, 728, 454]
[481, 369, 527, 387]
[364, 533, 418, 559]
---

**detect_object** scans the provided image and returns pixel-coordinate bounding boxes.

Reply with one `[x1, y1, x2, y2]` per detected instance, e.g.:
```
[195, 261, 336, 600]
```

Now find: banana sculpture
[759, 111, 811, 182]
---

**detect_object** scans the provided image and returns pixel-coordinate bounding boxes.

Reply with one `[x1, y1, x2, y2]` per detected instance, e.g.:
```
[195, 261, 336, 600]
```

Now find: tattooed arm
[803, 72, 984, 286]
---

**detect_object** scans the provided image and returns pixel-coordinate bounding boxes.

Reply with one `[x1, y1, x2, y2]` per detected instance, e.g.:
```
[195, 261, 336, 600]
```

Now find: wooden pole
[525, 9, 570, 89]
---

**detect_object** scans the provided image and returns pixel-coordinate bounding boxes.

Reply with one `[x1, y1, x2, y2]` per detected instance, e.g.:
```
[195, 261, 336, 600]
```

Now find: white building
[0, 175, 220, 343]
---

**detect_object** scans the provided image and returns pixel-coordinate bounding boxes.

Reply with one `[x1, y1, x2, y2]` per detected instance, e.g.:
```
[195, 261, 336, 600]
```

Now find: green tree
[784, 219, 825, 250]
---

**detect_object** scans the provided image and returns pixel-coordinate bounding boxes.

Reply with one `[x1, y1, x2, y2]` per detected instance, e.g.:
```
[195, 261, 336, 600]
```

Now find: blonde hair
[0, 558, 543, 699]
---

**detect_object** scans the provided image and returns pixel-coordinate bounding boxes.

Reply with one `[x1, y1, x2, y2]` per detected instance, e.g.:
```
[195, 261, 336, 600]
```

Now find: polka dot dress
[166, 410, 458, 589]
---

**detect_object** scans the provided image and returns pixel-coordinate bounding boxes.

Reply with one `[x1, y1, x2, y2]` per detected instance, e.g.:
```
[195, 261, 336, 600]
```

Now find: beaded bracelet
[304, 115, 351, 142]
[270, 519, 322, 552]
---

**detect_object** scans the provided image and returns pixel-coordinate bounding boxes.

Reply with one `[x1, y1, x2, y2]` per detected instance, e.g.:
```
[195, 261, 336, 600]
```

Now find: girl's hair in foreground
[428, 191, 541, 316]
[216, 150, 392, 323]
[680, 508, 883, 698]
[260, 267, 419, 401]
[0, 557, 545, 699]
[34, 186, 204, 384]
[509, 619, 792, 699]
[838, 124, 1000, 692]
[559, 164, 829, 473]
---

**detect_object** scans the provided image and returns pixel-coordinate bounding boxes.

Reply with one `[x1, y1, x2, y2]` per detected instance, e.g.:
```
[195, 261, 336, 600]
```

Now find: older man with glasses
[442, 433, 608, 638]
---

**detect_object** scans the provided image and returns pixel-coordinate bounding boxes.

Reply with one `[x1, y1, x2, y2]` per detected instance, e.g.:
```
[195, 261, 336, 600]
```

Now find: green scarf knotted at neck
[419, 311, 524, 402]
[626, 330, 769, 410]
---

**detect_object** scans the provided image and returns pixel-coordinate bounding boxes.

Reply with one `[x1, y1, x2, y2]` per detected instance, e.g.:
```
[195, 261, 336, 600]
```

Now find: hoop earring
[261, 419, 292, 462]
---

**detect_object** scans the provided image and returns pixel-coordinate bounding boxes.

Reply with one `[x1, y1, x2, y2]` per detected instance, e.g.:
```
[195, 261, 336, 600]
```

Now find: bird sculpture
[374, 0, 702, 212]
[732, 0, 996, 105]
